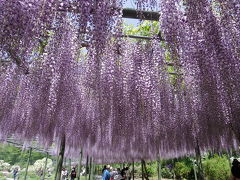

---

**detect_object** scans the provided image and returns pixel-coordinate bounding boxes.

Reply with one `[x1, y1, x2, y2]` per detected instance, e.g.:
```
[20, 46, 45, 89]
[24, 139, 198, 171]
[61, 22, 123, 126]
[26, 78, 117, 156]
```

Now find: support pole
[42, 152, 49, 180]
[195, 139, 204, 180]
[157, 157, 162, 180]
[193, 160, 198, 180]
[172, 160, 176, 180]
[69, 159, 72, 175]
[92, 160, 95, 180]
[88, 157, 92, 180]
[55, 136, 66, 180]
[77, 150, 83, 180]
[132, 161, 135, 180]
[227, 149, 233, 169]
[141, 160, 144, 180]
[64, 157, 67, 167]
[142, 160, 149, 180]
[85, 155, 89, 180]
[24, 147, 32, 180]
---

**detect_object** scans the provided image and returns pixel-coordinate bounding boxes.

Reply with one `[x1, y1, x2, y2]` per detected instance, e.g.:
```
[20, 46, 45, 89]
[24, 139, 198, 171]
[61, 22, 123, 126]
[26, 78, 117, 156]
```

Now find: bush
[145, 162, 156, 177]
[174, 162, 192, 180]
[161, 167, 173, 179]
[0, 172, 4, 178]
[0, 160, 11, 171]
[33, 158, 53, 177]
[203, 155, 230, 180]
[14, 171, 41, 180]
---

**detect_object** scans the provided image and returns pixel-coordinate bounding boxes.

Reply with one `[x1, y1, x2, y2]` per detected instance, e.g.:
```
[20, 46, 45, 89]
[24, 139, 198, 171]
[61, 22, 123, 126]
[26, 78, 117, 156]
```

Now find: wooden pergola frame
[122, 8, 160, 21]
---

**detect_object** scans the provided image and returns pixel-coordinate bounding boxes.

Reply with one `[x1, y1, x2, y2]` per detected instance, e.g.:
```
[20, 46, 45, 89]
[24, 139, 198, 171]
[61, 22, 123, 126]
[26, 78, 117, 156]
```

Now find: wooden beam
[122, 8, 159, 21]
[121, 34, 164, 41]
[58, 3, 160, 21]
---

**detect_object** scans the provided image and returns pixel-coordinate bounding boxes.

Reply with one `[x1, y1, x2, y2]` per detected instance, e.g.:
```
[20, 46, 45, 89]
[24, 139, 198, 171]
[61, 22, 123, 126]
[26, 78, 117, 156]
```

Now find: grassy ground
[1, 172, 173, 180]
[135, 177, 173, 180]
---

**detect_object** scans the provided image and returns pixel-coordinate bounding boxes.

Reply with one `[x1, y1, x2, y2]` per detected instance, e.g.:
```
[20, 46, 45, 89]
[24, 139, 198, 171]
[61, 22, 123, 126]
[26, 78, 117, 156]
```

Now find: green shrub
[174, 162, 192, 179]
[203, 155, 230, 180]
[161, 167, 173, 179]
[145, 162, 157, 177]
[13, 171, 42, 180]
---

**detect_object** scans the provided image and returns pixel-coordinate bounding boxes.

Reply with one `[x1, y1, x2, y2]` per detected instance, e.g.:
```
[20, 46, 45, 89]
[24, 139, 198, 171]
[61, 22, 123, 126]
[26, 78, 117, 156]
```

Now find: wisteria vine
[0, 0, 239, 163]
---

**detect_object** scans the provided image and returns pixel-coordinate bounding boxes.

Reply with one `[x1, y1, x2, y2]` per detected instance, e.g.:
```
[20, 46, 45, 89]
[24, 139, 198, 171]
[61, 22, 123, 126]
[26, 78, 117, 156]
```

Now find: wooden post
[227, 149, 233, 168]
[55, 136, 66, 180]
[64, 157, 67, 167]
[77, 150, 83, 180]
[85, 155, 89, 180]
[69, 158, 72, 175]
[24, 147, 32, 180]
[157, 157, 162, 180]
[172, 160, 176, 180]
[88, 157, 92, 180]
[92, 160, 95, 180]
[42, 152, 49, 180]
[193, 160, 198, 180]
[132, 161, 135, 180]
[195, 139, 204, 180]
[142, 160, 149, 180]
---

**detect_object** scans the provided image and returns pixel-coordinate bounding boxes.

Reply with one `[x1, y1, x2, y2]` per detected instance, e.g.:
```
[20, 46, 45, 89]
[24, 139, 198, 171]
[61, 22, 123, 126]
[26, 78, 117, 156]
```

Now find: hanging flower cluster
[0, 0, 240, 163]
[160, 0, 240, 153]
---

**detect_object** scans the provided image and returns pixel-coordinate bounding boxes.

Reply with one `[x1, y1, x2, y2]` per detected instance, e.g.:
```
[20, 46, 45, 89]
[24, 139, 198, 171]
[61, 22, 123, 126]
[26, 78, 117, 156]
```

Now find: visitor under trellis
[102, 165, 111, 180]
[231, 159, 240, 180]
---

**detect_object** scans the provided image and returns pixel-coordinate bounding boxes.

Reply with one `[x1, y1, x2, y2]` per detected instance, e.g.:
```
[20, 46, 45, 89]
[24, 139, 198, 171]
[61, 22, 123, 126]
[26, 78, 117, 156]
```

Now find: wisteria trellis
[0, 0, 240, 163]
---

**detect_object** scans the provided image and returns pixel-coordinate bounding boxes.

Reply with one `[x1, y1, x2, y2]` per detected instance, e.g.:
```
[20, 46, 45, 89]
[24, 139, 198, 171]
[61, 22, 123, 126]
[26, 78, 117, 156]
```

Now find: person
[102, 165, 111, 180]
[71, 167, 77, 180]
[125, 167, 131, 180]
[231, 159, 240, 180]
[102, 165, 107, 174]
[114, 168, 122, 180]
[117, 168, 121, 174]
[110, 167, 118, 180]
[120, 167, 128, 180]
[62, 168, 68, 180]
[13, 167, 18, 180]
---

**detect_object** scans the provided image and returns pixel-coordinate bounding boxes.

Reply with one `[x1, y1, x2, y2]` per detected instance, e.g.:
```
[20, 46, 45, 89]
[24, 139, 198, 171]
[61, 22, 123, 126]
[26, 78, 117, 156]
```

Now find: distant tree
[0, 143, 46, 167]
